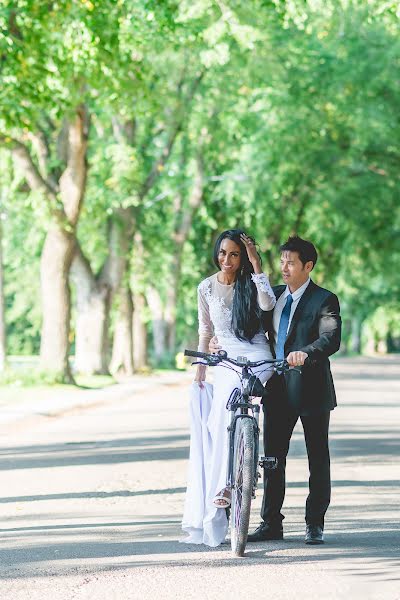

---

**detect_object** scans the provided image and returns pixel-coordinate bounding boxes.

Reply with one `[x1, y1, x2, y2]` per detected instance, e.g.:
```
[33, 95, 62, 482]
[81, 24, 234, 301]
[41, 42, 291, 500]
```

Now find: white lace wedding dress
[181, 272, 276, 547]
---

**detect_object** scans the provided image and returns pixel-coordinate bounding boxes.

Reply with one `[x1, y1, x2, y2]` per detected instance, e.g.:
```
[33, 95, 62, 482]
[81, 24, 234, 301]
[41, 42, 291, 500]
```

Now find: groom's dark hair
[280, 235, 318, 269]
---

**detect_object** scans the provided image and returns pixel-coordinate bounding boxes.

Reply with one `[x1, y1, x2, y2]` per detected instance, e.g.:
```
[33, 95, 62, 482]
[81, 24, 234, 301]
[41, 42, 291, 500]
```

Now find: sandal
[213, 487, 231, 508]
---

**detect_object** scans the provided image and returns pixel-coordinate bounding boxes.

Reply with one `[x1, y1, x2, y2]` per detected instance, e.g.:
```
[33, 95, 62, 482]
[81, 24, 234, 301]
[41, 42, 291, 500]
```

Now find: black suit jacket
[261, 280, 341, 415]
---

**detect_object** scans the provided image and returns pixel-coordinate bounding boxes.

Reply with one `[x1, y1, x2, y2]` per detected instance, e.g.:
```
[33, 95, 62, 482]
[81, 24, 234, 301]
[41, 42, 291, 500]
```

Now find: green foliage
[1, 0, 399, 365]
[0, 367, 69, 386]
[1, 150, 44, 354]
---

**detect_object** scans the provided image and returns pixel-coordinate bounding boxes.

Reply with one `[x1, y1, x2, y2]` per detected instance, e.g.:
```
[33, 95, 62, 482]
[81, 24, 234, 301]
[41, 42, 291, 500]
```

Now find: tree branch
[59, 105, 90, 226]
[28, 130, 60, 193]
[0, 134, 57, 198]
[98, 209, 135, 291]
[139, 70, 206, 200]
[175, 151, 204, 245]
[70, 239, 97, 296]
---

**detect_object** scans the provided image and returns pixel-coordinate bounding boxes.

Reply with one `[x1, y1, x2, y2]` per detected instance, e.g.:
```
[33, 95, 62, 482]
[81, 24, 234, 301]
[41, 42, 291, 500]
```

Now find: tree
[0, 189, 6, 371]
[0, 0, 180, 379]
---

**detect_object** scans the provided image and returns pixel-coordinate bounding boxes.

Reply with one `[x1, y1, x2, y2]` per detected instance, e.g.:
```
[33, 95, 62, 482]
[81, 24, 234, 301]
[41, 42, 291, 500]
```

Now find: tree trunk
[38, 107, 89, 382]
[0, 210, 6, 371]
[39, 227, 75, 381]
[146, 286, 168, 360]
[376, 338, 387, 354]
[74, 285, 111, 375]
[339, 318, 351, 355]
[386, 331, 396, 353]
[110, 282, 134, 376]
[133, 292, 148, 371]
[72, 210, 134, 375]
[132, 230, 148, 370]
[71, 246, 111, 375]
[350, 315, 363, 354]
[165, 253, 182, 355]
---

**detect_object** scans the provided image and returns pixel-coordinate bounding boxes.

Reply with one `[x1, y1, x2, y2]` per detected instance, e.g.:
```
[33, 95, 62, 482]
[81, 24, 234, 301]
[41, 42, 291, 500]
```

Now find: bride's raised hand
[240, 233, 262, 274]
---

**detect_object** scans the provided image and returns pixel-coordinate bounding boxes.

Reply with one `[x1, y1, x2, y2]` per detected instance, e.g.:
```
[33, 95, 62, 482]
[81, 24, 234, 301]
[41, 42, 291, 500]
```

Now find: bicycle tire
[230, 417, 255, 557]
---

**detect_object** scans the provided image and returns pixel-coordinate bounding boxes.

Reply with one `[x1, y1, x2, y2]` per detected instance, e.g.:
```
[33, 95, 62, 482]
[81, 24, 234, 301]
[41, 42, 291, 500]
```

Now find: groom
[211, 235, 341, 544]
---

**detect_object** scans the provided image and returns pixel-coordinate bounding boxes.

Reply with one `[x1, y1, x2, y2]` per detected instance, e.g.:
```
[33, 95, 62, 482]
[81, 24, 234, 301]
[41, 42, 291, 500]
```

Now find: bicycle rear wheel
[230, 417, 256, 556]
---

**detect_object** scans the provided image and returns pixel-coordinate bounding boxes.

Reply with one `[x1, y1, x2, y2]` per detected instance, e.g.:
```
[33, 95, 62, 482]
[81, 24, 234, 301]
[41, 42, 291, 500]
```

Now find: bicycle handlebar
[184, 349, 289, 369]
[184, 350, 216, 360]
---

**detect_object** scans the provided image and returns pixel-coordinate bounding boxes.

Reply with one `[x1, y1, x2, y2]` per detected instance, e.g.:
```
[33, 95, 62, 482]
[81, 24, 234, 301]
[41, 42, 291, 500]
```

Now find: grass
[0, 358, 116, 406]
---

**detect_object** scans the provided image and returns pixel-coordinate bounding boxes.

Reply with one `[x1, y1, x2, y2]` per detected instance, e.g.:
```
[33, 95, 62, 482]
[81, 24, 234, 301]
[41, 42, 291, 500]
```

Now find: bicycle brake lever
[192, 358, 221, 366]
[274, 360, 287, 375]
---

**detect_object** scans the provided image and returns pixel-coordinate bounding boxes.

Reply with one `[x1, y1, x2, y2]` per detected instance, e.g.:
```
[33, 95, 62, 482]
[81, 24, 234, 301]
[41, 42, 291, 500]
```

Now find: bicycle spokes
[234, 437, 244, 530]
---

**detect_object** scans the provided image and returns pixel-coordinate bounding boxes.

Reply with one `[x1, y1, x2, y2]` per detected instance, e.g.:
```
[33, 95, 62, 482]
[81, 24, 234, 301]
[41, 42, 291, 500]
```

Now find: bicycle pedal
[259, 456, 278, 470]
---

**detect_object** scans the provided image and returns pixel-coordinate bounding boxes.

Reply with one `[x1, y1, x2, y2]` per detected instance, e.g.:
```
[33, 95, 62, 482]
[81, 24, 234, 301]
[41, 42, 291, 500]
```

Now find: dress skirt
[181, 335, 273, 547]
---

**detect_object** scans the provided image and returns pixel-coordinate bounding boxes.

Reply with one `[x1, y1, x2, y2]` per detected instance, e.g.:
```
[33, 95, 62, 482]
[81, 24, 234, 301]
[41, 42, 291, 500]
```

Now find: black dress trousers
[261, 375, 331, 527]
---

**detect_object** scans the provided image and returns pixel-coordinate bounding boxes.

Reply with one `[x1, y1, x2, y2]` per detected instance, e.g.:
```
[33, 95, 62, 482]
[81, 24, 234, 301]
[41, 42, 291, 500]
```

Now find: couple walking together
[181, 230, 341, 547]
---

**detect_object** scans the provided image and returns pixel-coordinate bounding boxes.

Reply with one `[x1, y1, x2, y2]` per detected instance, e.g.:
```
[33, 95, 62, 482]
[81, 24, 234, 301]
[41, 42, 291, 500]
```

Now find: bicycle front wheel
[230, 417, 256, 557]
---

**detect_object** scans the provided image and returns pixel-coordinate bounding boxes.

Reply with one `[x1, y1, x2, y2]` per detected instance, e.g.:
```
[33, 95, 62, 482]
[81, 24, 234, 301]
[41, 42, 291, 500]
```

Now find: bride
[181, 229, 276, 547]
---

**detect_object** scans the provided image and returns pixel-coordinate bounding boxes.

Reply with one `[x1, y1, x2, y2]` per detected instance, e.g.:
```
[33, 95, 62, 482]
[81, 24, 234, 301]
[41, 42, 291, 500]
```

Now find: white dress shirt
[272, 278, 311, 346]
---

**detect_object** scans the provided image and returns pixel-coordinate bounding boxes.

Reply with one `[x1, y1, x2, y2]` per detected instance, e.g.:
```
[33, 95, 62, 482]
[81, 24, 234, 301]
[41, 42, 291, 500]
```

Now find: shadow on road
[0, 526, 398, 581]
[0, 435, 190, 471]
[0, 487, 187, 504]
[0, 424, 399, 471]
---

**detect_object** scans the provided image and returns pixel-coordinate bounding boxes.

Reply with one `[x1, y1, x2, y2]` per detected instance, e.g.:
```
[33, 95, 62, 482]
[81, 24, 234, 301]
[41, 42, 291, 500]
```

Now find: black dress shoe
[247, 522, 283, 542]
[305, 524, 324, 545]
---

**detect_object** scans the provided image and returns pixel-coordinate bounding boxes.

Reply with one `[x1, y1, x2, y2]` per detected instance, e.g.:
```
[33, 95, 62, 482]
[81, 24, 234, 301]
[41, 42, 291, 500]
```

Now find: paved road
[0, 358, 399, 599]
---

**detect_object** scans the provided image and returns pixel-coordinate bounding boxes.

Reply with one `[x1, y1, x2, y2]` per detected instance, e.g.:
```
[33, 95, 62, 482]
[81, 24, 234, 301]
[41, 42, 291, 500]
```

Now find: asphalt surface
[0, 358, 399, 599]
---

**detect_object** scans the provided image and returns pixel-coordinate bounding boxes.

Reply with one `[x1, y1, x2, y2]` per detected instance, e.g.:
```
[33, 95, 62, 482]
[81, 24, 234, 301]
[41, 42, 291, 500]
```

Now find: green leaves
[1, 0, 400, 358]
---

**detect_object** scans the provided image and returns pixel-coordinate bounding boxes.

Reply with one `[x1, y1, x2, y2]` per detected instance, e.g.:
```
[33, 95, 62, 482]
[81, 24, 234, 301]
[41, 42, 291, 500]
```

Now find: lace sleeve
[251, 273, 276, 311]
[197, 281, 214, 353]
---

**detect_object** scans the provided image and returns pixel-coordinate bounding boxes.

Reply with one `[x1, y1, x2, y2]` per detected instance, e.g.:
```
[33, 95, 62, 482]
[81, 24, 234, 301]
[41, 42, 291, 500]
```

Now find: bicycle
[185, 349, 295, 556]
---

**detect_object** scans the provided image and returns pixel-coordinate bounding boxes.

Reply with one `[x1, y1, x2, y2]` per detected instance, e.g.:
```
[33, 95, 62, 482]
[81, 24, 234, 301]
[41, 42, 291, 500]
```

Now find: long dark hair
[213, 229, 261, 342]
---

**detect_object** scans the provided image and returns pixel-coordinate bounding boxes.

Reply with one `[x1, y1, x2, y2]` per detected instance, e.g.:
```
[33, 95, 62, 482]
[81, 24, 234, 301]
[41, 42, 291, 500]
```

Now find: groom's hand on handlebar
[286, 351, 308, 367]
[209, 336, 222, 354]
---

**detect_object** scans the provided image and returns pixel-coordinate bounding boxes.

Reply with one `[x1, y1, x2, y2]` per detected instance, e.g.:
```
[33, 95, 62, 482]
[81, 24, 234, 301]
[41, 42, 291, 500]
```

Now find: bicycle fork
[226, 404, 278, 494]
[226, 407, 238, 491]
[225, 403, 261, 497]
